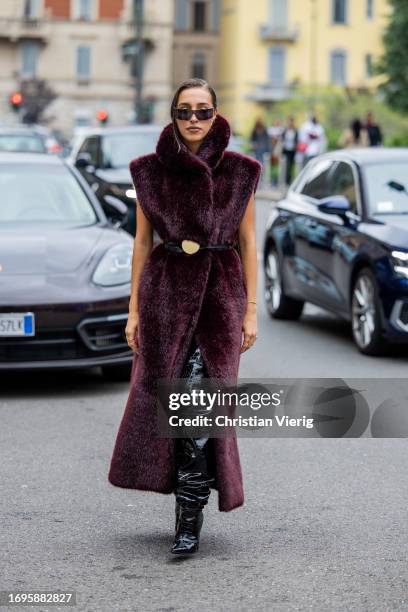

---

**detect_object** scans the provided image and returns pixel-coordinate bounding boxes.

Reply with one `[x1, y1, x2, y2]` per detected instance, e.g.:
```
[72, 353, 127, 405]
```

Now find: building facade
[0, 0, 175, 135]
[0, 0, 392, 138]
[173, 0, 220, 88]
[217, 0, 391, 135]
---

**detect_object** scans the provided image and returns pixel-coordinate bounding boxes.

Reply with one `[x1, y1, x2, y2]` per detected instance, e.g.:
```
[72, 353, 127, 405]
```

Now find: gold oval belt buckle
[181, 239, 200, 255]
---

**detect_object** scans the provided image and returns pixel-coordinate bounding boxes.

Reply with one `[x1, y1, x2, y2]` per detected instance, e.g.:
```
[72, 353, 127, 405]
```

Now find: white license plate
[0, 312, 35, 337]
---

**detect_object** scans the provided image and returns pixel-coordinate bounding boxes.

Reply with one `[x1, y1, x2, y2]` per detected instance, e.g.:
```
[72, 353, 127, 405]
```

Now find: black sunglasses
[173, 107, 215, 121]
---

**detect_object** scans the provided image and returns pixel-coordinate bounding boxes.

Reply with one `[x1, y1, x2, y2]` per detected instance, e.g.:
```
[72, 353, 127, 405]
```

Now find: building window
[175, 0, 189, 29]
[332, 0, 347, 24]
[211, 0, 220, 32]
[75, 0, 93, 21]
[268, 45, 286, 86]
[24, 0, 40, 19]
[367, 0, 374, 19]
[268, 0, 288, 30]
[192, 1, 206, 31]
[76, 46, 91, 81]
[365, 53, 374, 77]
[191, 52, 206, 79]
[330, 49, 347, 85]
[20, 41, 39, 77]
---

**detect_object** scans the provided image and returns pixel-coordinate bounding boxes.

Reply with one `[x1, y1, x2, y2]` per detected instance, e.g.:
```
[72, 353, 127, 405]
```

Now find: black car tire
[101, 363, 132, 381]
[350, 267, 387, 356]
[264, 243, 304, 320]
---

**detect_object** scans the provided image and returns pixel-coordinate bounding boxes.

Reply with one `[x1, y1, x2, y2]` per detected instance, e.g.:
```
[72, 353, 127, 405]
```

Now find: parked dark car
[68, 125, 162, 236]
[0, 152, 134, 379]
[263, 148, 408, 355]
[69, 124, 245, 237]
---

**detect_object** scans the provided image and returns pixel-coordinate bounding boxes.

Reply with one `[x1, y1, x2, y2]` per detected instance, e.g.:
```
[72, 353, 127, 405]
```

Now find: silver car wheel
[352, 275, 376, 348]
[265, 251, 282, 311]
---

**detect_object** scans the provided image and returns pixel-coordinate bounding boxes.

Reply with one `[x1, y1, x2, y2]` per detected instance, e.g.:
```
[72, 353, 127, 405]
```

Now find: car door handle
[307, 219, 318, 229]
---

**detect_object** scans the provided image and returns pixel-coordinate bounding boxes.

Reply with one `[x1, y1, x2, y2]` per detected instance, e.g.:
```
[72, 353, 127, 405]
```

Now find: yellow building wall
[217, 0, 391, 136]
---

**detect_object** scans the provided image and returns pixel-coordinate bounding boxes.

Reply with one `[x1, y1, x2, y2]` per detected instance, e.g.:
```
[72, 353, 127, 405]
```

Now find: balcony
[247, 83, 296, 102]
[0, 17, 50, 42]
[258, 23, 299, 43]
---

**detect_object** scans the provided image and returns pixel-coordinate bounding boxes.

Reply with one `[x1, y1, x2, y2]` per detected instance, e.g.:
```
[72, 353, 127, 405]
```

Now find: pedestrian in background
[365, 111, 383, 147]
[298, 115, 327, 167]
[267, 119, 283, 187]
[338, 118, 369, 148]
[250, 117, 271, 165]
[281, 115, 298, 185]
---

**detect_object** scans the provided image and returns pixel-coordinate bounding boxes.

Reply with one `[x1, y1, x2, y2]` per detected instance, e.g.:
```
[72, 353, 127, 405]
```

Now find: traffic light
[9, 92, 23, 113]
[97, 109, 109, 125]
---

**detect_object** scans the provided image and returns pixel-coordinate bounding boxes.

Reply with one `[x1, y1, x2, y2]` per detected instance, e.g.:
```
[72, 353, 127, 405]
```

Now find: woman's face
[174, 87, 217, 149]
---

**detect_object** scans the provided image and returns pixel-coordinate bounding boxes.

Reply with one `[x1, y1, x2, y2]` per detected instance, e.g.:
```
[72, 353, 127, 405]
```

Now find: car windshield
[0, 164, 97, 225]
[0, 133, 46, 153]
[364, 162, 408, 215]
[101, 132, 160, 169]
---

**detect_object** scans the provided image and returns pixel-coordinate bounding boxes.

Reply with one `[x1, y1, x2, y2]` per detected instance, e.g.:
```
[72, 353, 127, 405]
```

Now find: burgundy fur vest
[108, 113, 262, 512]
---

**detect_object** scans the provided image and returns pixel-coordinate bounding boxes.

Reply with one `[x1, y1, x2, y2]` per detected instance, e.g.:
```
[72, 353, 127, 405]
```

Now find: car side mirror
[317, 195, 351, 216]
[75, 152, 95, 173]
[102, 194, 129, 228]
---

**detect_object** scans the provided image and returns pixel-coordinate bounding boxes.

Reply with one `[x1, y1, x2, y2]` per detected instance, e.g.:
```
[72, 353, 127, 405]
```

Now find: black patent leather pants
[174, 337, 215, 509]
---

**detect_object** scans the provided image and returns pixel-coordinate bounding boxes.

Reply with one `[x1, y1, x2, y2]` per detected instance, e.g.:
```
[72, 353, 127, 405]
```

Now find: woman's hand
[240, 305, 258, 353]
[125, 312, 140, 353]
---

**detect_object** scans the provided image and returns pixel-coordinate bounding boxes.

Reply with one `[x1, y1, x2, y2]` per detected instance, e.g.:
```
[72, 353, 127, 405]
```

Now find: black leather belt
[163, 239, 238, 255]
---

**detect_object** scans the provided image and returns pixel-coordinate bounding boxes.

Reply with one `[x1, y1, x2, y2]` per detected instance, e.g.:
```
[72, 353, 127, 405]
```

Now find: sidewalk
[256, 184, 287, 202]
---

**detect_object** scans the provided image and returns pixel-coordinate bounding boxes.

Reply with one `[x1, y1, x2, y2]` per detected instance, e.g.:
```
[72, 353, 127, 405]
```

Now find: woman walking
[250, 117, 271, 165]
[108, 78, 262, 555]
[281, 116, 299, 185]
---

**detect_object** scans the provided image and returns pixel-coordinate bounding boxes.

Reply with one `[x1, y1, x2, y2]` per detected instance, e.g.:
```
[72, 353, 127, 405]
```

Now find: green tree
[376, 0, 408, 112]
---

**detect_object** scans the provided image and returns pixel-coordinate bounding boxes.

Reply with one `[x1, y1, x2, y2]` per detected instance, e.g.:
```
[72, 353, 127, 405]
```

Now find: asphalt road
[1, 197, 407, 612]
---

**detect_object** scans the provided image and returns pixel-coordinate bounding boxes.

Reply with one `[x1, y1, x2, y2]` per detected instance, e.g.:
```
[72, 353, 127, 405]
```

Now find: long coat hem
[107, 473, 245, 512]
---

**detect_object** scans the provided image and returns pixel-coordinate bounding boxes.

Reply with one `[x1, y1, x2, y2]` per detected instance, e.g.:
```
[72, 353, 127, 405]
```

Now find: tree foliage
[376, 0, 408, 112]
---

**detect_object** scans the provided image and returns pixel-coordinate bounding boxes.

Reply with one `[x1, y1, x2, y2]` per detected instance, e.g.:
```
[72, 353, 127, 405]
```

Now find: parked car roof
[320, 147, 408, 164]
[0, 151, 63, 164]
[0, 124, 49, 133]
[72, 124, 163, 136]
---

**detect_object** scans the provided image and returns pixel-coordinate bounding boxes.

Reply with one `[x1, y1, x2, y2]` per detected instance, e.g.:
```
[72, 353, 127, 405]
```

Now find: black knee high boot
[172, 436, 215, 554]
[171, 340, 215, 555]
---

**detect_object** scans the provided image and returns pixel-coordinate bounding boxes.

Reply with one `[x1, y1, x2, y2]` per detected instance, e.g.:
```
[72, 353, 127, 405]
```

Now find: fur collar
[155, 112, 231, 175]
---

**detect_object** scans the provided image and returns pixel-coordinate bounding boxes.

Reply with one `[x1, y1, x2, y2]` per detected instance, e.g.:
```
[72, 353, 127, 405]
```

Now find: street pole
[133, 0, 144, 124]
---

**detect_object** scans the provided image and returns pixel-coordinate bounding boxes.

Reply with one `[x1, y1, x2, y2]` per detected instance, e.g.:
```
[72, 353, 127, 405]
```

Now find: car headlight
[110, 184, 136, 200]
[126, 188, 136, 199]
[391, 250, 408, 279]
[92, 243, 133, 286]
